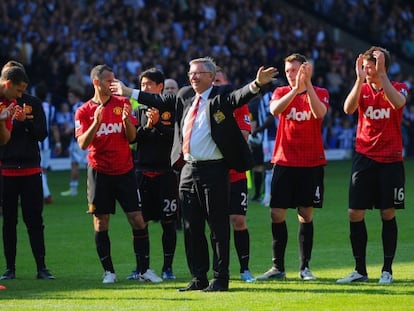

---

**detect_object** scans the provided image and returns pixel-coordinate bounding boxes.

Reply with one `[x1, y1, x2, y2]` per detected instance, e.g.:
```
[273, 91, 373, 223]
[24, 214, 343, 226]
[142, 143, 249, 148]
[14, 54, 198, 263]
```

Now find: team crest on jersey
[213, 110, 225, 124]
[24, 104, 32, 114]
[22, 104, 34, 119]
[113, 106, 123, 115]
[161, 111, 172, 125]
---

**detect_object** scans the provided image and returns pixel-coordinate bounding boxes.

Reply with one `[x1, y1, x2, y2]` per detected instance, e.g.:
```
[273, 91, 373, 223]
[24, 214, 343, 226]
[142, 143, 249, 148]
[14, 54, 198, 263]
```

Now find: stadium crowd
[1, 0, 414, 154]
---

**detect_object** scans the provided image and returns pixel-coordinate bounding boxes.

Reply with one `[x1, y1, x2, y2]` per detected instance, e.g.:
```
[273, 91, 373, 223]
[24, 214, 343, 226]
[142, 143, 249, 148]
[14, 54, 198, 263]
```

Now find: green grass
[1, 159, 414, 310]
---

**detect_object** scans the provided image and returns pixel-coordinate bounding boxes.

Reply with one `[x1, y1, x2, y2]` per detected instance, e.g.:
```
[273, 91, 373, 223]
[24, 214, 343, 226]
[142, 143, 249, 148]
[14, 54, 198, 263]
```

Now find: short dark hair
[284, 53, 308, 64]
[363, 46, 391, 71]
[90, 64, 113, 82]
[1, 60, 25, 75]
[0, 66, 29, 84]
[139, 68, 165, 85]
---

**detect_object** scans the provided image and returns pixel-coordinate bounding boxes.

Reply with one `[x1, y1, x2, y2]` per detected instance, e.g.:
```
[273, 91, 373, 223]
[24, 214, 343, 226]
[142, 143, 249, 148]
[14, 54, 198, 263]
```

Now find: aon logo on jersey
[286, 108, 312, 121]
[96, 122, 123, 137]
[364, 106, 390, 120]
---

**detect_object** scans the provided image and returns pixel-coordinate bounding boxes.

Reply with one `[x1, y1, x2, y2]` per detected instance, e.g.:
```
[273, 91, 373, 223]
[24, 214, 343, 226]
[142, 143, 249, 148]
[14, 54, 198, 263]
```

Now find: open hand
[110, 79, 131, 97]
[256, 66, 279, 86]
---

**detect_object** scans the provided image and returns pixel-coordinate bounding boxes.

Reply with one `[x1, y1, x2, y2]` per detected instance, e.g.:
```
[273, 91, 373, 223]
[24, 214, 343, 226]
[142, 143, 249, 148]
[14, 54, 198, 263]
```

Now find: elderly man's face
[188, 63, 214, 95]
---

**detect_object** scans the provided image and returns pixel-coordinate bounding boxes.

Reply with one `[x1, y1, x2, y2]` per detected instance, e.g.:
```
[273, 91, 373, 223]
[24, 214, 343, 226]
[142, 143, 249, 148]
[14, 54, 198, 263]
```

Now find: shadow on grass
[0, 277, 413, 300]
[227, 278, 414, 295]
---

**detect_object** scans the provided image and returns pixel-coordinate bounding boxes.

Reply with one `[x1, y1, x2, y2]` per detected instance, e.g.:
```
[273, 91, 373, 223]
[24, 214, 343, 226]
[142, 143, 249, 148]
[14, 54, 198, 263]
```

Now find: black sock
[272, 221, 287, 272]
[382, 217, 397, 274]
[234, 229, 250, 272]
[298, 221, 313, 270]
[95, 230, 114, 273]
[161, 221, 177, 271]
[133, 227, 149, 272]
[350, 220, 367, 276]
[35, 256, 46, 271]
[28, 224, 46, 271]
[253, 171, 263, 198]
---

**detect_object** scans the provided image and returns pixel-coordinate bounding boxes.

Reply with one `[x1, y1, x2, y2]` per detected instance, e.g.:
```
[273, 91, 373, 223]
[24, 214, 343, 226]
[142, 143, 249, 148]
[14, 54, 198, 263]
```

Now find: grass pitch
[0, 159, 413, 310]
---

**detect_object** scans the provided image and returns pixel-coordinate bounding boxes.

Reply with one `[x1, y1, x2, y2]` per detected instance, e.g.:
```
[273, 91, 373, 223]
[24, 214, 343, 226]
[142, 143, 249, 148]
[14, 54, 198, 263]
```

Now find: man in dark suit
[111, 57, 277, 291]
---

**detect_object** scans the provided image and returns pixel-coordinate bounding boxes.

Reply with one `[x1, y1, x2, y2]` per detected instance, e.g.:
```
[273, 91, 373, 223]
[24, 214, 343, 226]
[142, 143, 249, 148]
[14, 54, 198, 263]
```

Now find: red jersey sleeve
[229, 105, 250, 182]
[233, 104, 251, 132]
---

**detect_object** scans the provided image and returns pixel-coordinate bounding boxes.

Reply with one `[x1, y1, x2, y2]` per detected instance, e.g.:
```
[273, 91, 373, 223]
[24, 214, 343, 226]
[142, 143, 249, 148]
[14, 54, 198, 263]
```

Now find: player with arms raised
[337, 46, 408, 285]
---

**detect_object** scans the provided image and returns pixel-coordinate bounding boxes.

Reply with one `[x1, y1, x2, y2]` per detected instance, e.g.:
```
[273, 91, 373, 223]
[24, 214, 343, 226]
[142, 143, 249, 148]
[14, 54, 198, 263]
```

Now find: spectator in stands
[35, 82, 61, 204]
[61, 88, 88, 197]
[247, 97, 264, 202]
[55, 102, 73, 158]
[66, 63, 89, 96]
[252, 89, 277, 206]
[403, 103, 414, 156]
[163, 79, 179, 95]
[402, 32, 414, 59]
[337, 117, 354, 150]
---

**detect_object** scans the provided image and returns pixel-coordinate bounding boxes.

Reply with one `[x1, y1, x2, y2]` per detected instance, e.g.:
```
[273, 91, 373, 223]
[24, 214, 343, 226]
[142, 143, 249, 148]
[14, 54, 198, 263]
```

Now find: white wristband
[249, 82, 260, 94]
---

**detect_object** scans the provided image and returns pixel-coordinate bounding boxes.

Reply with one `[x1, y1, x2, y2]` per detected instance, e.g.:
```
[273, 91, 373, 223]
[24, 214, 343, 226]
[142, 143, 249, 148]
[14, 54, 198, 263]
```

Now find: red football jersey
[75, 95, 137, 175]
[271, 86, 329, 167]
[229, 104, 251, 182]
[0, 98, 15, 132]
[355, 81, 408, 162]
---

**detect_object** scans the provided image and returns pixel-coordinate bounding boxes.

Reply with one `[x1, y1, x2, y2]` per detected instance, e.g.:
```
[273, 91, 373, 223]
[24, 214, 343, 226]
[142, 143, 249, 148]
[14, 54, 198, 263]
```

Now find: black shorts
[87, 166, 140, 215]
[229, 179, 248, 216]
[137, 170, 179, 222]
[270, 165, 324, 209]
[349, 153, 405, 210]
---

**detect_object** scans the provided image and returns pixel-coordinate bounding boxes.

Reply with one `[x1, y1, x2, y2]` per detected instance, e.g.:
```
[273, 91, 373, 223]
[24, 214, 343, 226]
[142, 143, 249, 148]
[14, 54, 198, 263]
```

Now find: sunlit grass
[0, 159, 413, 310]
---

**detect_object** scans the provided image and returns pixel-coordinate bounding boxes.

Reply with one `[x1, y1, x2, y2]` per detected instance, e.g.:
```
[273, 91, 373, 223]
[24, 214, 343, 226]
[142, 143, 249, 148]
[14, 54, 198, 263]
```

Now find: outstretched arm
[252, 66, 279, 92]
[110, 79, 133, 98]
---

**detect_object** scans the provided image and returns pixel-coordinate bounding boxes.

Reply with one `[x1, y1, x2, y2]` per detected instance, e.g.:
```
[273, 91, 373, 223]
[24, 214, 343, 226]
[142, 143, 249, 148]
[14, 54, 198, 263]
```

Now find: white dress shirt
[183, 86, 223, 161]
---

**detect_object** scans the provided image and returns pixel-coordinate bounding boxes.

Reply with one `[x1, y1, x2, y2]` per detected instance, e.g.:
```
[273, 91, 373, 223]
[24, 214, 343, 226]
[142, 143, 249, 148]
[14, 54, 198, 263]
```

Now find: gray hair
[189, 57, 216, 75]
